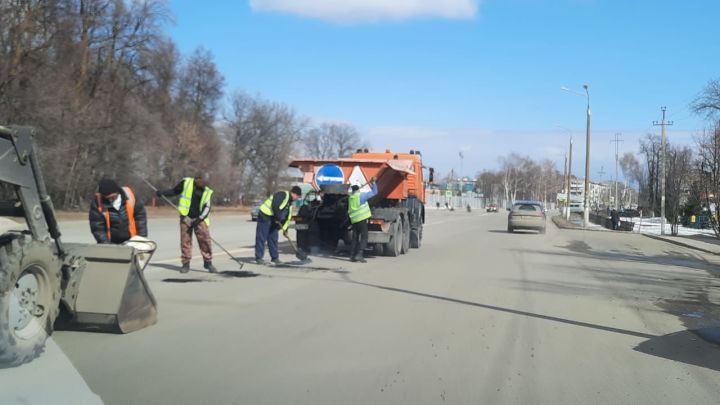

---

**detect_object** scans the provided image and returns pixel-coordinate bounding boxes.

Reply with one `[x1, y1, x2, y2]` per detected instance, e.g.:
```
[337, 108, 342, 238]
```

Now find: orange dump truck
[289, 149, 431, 256]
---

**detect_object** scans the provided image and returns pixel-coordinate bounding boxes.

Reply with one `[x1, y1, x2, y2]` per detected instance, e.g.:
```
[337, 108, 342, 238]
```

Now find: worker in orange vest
[89, 179, 148, 244]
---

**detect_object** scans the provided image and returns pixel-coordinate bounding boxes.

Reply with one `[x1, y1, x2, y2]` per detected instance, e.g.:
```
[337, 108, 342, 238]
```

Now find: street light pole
[567, 137, 573, 221]
[583, 85, 591, 228]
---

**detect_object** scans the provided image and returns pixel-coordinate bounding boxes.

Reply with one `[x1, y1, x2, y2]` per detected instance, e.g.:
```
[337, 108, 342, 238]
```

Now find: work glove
[191, 218, 202, 229]
[182, 217, 193, 227]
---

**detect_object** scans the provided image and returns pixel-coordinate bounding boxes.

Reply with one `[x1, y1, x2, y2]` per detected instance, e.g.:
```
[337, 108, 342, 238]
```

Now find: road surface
[3, 209, 720, 404]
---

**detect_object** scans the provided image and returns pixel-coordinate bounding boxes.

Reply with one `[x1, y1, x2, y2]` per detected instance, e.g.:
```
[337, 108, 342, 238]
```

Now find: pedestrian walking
[90, 179, 148, 244]
[156, 174, 216, 273]
[611, 209, 620, 230]
[348, 178, 378, 263]
[255, 186, 303, 265]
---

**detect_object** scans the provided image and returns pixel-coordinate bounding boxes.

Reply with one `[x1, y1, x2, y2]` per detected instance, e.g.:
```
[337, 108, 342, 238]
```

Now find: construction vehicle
[0, 126, 157, 367]
[289, 149, 431, 256]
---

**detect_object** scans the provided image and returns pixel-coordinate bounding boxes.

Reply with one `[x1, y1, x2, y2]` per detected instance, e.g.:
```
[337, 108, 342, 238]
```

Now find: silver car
[507, 201, 546, 234]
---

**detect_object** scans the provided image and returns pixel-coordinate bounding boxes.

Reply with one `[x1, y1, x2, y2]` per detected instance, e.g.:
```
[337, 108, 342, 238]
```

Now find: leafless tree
[691, 78, 720, 119]
[696, 125, 720, 238]
[303, 122, 366, 159]
[665, 145, 693, 235]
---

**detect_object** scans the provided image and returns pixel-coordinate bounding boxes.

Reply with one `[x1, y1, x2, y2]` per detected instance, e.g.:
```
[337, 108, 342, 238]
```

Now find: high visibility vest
[95, 186, 138, 241]
[259, 191, 292, 230]
[348, 192, 372, 224]
[177, 177, 213, 225]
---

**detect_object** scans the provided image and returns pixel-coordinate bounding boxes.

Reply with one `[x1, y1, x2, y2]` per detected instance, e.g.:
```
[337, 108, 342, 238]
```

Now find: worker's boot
[180, 262, 190, 274]
[271, 258, 282, 265]
[354, 255, 366, 263]
[255, 258, 265, 265]
[204, 261, 218, 273]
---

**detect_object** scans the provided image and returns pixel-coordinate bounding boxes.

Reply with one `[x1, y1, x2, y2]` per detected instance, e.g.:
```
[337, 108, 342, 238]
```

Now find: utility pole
[611, 133, 624, 210]
[566, 137, 573, 220]
[597, 166, 606, 209]
[583, 85, 591, 228]
[563, 152, 568, 216]
[653, 107, 673, 236]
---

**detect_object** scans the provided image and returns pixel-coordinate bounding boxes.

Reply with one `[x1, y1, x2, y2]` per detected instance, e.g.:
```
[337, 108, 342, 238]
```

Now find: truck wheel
[374, 243, 385, 256]
[296, 230, 310, 252]
[0, 235, 62, 367]
[384, 221, 402, 257]
[410, 222, 423, 249]
[401, 217, 410, 254]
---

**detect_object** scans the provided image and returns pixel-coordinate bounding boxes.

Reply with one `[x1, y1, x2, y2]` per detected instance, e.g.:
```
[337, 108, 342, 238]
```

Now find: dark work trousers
[255, 213, 280, 260]
[350, 219, 369, 259]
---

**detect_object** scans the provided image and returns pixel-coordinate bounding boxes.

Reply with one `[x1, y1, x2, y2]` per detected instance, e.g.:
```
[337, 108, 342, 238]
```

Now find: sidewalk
[644, 233, 720, 255]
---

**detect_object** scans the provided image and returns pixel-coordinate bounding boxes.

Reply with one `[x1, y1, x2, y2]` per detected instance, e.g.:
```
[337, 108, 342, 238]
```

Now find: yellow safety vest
[348, 192, 372, 224]
[177, 177, 213, 225]
[259, 191, 292, 230]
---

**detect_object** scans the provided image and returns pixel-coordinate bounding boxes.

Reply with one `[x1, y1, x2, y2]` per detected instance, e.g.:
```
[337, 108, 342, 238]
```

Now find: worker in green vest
[157, 174, 216, 273]
[348, 177, 377, 263]
[255, 185, 303, 265]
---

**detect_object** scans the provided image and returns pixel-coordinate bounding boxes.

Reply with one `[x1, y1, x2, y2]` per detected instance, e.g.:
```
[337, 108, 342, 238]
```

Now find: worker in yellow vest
[255, 186, 302, 265]
[348, 177, 377, 263]
[157, 174, 216, 273]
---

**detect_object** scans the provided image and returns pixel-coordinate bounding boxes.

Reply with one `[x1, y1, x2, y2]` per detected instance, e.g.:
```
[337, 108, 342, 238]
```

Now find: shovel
[282, 229, 310, 262]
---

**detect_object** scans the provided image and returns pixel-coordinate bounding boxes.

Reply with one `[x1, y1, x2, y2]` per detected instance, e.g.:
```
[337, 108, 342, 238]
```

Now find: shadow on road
[336, 275, 720, 372]
[634, 328, 720, 372]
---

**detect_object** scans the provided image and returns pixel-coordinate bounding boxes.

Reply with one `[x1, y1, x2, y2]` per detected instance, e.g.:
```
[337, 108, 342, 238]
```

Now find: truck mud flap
[56, 243, 157, 334]
[368, 231, 391, 244]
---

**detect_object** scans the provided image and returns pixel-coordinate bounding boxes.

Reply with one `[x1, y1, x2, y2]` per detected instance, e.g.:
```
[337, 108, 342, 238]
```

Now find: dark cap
[98, 178, 121, 196]
[291, 186, 302, 196]
[351, 185, 360, 192]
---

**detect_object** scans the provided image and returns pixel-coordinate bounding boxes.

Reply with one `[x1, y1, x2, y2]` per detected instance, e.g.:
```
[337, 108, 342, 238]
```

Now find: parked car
[619, 208, 640, 218]
[508, 200, 546, 234]
[250, 201, 261, 221]
[486, 203, 498, 212]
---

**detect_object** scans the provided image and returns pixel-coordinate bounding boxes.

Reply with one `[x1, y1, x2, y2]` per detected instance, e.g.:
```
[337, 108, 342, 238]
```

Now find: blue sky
[167, 0, 720, 180]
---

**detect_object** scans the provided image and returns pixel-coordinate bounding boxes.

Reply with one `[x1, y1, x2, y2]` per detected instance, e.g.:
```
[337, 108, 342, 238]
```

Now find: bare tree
[303, 122, 366, 159]
[665, 145, 692, 235]
[639, 134, 661, 215]
[691, 78, 720, 119]
[696, 125, 720, 238]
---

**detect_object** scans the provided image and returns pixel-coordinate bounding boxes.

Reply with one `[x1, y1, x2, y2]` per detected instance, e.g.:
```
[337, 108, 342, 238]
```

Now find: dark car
[619, 208, 640, 218]
[250, 201, 261, 221]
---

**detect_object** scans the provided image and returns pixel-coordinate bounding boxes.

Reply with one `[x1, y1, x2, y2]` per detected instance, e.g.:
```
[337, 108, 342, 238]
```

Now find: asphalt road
[3, 209, 720, 404]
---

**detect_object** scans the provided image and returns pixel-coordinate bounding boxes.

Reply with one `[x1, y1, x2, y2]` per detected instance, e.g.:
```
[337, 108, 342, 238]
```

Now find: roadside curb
[642, 233, 720, 256]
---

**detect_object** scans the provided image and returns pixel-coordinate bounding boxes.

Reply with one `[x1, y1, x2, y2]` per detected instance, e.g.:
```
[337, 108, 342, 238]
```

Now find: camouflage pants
[180, 218, 212, 264]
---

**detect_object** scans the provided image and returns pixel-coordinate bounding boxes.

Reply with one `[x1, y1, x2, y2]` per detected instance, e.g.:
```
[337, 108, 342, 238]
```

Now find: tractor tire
[384, 220, 402, 257]
[0, 235, 62, 367]
[401, 217, 410, 254]
[410, 222, 423, 249]
[374, 243, 385, 256]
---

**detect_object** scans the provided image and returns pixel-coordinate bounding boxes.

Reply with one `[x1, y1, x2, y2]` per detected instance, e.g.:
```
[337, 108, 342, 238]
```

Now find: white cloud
[249, 0, 479, 23]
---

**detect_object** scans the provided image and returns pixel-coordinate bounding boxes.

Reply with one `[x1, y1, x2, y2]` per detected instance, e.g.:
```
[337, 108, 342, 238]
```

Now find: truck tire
[374, 243, 385, 256]
[410, 222, 423, 249]
[384, 220, 402, 257]
[401, 217, 410, 254]
[0, 235, 62, 367]
[296, 230, 310, 252]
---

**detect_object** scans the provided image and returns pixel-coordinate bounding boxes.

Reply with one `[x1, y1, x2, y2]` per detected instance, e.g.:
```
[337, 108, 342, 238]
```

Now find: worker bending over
[255, 186, 302, 265]
[90, 179, 148, 244]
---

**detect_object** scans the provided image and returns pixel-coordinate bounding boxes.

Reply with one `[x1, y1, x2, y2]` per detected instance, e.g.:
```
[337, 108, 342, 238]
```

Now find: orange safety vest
[95, 186, 138, 242]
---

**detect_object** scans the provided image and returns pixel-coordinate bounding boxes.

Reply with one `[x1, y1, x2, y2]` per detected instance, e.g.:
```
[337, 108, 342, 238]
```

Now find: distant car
[250, 202, 261, 221]
[619, 208, 640, 218]
[486, 203, 498, 212]
[508, 200, 546, 234]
